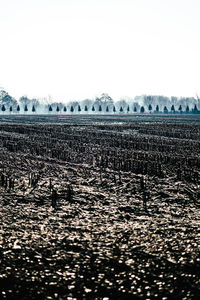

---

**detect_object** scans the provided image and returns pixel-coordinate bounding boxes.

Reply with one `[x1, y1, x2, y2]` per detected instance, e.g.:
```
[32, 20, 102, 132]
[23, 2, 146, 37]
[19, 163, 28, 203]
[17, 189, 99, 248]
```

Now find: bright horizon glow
[0, 0, 200, 101]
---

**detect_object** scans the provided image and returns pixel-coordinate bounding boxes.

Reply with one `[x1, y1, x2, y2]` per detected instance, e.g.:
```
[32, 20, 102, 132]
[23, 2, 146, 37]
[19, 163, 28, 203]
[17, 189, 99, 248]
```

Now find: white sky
[0, 0, 200, 101]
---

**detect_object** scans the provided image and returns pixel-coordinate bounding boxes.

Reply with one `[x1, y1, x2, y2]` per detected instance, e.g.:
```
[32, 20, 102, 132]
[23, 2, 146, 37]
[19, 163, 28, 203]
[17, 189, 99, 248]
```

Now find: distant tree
[68, 101, 78, 112]
[63, 106, 67, 112]
[178, 105, 182, 113]
[56, 106, 60, 112]
[9, 106, 12, 112]
[186, 105, 189, 113]
[145, 95, 152, 107]
[78, 105, 81, 112]
[194, 104, 198, 113]
[84, 105, 88, 112]
[116, 99, 127, 112]
[133, 106, 137, 112]
[32, 105, 36, 112]
[164, 106, 168, 113]
[140, 106, 145, 113]
[17, 105, 20, 112]
[70, 106, 74, 112]
[99, 105, 102, 112]
[24, 104, 28, 112]
[49, 105, 53, 112]
[1, 104, 6, 112]
[19, 96, 30, 107]
[171, 105, 175, 113]
[92, 106, 95, 112]
[113, 106, 116, 113]
[127, 105, 130, 113]
[99, 93, 114, 104]
[148, 104, 152, 113]
[155, 105, 159, 113]
[106, 106, 109, 112]
[0, 90, 17, 108]
[120, 106, 123, 112]
[171, 96, 178, 106]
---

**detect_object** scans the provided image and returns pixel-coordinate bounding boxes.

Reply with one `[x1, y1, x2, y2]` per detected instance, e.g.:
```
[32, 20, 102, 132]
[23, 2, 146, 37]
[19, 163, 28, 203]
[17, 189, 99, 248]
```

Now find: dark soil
[0, 114, 199, 299]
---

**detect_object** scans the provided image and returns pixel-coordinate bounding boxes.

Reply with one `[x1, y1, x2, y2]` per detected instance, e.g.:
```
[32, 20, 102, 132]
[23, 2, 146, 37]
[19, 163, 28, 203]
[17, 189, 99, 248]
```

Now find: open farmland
[0, 114, 200, 299]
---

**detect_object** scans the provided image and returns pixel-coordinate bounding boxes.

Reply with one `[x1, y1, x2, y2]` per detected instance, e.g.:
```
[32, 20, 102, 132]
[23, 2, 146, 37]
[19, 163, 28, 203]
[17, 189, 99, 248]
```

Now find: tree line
[0, 90, 200, 114]
[0, 103, 199, 114]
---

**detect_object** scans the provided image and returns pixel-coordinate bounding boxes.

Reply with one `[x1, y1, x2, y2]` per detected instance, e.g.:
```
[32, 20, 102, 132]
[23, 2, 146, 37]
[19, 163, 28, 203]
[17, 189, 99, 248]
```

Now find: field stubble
[0, 114, 199, 299]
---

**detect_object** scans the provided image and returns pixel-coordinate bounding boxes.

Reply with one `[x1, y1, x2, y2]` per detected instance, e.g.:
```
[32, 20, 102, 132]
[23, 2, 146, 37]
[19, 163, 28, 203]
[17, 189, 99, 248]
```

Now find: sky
[0, 0, 200, 102]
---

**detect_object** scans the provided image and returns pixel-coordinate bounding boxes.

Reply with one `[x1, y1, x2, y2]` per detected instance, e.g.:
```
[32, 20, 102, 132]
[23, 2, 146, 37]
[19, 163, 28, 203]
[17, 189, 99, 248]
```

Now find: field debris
[0, 114, 199, 299]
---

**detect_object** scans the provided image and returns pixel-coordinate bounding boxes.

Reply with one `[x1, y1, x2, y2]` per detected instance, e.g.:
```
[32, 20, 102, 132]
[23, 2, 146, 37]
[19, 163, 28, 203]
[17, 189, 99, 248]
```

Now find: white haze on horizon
[0, 0, 200, 102]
